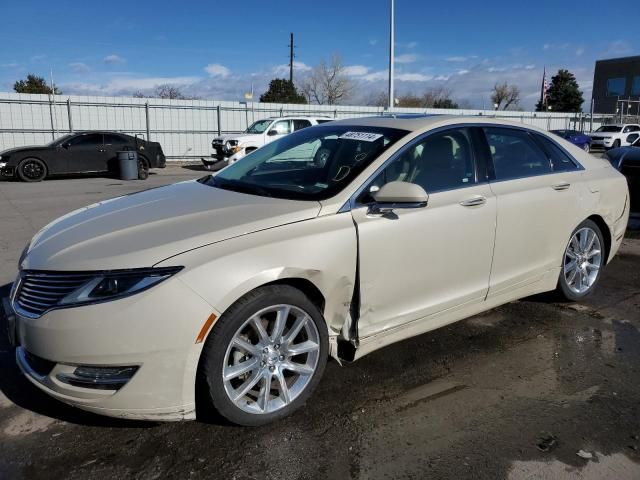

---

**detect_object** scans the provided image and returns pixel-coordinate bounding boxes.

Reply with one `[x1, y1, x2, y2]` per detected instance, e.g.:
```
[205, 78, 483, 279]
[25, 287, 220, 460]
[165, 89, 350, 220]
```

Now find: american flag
[540, 67, 548, 106]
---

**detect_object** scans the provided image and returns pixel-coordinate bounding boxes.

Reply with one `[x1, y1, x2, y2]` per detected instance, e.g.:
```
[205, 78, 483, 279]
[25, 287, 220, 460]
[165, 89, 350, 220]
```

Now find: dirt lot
[1, 166, 639, 479]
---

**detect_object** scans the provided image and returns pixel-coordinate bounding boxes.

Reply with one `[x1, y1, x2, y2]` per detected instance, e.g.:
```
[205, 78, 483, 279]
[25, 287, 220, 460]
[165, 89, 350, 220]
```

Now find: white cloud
[272, 61, 311, 76]
[524, 64, 536, 70]
[69, 62, 90, 73]
[457, 69, 469, 75]
[407, 41, 418, 49]
[104, 54, 125, 64]
[344, 65, 370, 76]
[396, 72, 433, 82]
[396, 54, 418, 64]
[603, 40, 633, 58]
[369, 38, 378, 46]
[64, 76, 201, 96]
[446, 56, 469, 62]
[204, 63, 231, 77]
[0, 62, 19, 68]
[575, 47, 585, 57]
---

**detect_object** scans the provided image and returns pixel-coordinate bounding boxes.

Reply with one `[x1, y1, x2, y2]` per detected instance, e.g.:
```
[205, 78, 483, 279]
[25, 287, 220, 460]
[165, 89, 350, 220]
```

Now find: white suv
[590, 124, 640, 149]
[203, 116, 333, 169]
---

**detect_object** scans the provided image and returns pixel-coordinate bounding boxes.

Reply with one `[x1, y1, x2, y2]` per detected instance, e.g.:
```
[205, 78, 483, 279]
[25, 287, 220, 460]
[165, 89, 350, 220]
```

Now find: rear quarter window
[533, 133, 581, 172]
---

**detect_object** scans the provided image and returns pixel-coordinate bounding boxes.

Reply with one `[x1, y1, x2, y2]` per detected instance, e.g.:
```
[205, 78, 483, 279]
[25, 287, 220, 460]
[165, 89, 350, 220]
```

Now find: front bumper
[0, 165, 15, 177]
[13, 276, 220, 421]
[590, 138, 614, 149]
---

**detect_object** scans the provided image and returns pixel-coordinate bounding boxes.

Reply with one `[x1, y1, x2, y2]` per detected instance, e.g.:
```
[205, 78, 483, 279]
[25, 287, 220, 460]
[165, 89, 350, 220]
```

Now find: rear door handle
[552, 182, 571, 191]
[459, 195, 487, 207]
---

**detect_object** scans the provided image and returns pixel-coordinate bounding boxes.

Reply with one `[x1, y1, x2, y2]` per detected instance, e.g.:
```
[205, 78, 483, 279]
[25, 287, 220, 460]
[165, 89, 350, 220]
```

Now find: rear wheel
[199, 285, 328, 426]
[17, 158, 47, 182]
[556, 220, 605, 301]
[137, 156, 149, 180]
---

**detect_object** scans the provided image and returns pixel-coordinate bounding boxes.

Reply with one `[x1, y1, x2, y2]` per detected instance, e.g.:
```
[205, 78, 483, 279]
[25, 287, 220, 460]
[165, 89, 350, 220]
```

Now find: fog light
[57, 365, 138, 390]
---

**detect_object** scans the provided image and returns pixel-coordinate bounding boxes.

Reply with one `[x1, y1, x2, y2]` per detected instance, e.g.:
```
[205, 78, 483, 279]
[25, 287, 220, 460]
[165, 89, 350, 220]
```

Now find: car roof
[325, 114, 558, 133]
[264, 116, 332, 120]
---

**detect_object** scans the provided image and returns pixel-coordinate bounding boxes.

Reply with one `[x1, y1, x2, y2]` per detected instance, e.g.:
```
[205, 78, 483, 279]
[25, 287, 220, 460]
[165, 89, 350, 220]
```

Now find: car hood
[22, 180, 321, 271]
[0, 145, 50, 156]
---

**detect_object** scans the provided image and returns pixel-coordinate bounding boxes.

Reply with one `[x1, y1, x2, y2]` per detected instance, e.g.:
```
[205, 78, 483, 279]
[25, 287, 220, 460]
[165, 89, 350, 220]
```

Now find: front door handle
[552, 182, 571, 191]
[459, 195, 487, 207]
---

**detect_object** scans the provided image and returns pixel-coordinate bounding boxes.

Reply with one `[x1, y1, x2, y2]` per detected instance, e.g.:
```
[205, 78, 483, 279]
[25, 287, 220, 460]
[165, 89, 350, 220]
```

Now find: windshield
[204, 125, 409, 200]
[245, 120, 273, 134]
[596, 126, 622, 133]
[47, 133, 75, 146]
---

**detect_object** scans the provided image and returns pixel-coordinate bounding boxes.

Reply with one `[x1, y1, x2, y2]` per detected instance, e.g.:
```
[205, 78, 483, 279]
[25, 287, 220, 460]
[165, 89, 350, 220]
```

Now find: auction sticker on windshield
[339, 131, 384, 142]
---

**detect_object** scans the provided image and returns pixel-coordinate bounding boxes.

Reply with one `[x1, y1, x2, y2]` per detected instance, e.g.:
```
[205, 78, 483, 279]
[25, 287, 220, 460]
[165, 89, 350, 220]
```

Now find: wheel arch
[18, 156, 49, 178]
[586, 214, 612, 264]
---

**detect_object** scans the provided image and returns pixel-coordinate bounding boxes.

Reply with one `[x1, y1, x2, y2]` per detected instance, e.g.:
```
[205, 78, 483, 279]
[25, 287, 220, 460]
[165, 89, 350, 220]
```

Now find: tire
[613, 139, 621, 149]
[137, 156, 149, 180]
[17, 158, 47, 182]
[199, 284, 328, 426]
[556, 219, 605, 301]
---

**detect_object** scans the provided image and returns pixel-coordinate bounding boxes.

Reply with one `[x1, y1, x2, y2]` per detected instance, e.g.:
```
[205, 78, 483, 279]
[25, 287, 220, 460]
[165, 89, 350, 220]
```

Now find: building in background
[592, 55, 640, 115]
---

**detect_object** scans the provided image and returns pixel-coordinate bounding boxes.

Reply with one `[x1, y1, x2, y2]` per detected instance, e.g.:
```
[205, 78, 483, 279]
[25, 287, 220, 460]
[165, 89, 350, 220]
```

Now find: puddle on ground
[508, 452, 639, 479]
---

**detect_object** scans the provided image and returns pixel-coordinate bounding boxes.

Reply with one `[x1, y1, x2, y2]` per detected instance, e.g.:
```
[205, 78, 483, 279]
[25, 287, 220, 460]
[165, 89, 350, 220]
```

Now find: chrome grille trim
[14, 272, 93, 318]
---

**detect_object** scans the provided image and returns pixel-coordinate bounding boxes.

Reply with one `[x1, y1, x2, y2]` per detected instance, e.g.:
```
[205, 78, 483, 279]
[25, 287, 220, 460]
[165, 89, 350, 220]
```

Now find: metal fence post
[48, 94, 56, 140]
[217, 105, 222, 136]
[334, 109, 338, 118]
[145, 102, 150, 141]
[66, 98, 74, 133]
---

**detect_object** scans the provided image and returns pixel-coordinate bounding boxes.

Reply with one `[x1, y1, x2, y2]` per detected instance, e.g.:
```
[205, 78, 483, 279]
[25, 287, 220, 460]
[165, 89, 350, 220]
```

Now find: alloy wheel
[22, 160, 44, 180]
[563, 227, 602, 294]
[222, 304, 320, 415]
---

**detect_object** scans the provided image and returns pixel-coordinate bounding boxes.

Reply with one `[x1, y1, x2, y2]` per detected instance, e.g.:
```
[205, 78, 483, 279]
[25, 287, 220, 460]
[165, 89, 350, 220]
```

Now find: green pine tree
[259, 79, 306, 104]
[14, 74, 61, 94]
[542, 69, 584, 113]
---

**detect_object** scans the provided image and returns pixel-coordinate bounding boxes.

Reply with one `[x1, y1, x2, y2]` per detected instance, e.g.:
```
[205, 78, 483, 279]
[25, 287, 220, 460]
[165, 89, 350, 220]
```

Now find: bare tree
[300, 54, 353, 105]
[365, 90, 389, 107]
[491, 82, 520, 110]
[155, 84, 186, 99]
[133, 85, 200, 100]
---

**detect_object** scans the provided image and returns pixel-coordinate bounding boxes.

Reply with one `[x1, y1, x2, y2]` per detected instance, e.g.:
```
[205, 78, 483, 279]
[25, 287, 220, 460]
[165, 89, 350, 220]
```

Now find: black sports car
[605, 134, 640, 213]
[0, 131, 166, 182]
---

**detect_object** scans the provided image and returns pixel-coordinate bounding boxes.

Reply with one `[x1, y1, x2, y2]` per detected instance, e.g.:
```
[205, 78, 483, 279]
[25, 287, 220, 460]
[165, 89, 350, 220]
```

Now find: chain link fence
[0, 92, 612, 160]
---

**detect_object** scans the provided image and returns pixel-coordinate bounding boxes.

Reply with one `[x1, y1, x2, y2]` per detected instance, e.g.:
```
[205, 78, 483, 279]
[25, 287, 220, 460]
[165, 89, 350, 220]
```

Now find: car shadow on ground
[0, 283, 154, 429]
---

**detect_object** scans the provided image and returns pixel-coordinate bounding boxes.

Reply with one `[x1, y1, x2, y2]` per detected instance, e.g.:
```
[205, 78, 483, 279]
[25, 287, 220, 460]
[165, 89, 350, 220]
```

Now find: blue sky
[0, 0, 637, 109]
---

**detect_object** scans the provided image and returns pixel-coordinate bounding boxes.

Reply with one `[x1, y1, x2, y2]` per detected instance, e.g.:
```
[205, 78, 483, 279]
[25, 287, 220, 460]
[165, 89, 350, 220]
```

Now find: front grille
[16, 271, 93, 317]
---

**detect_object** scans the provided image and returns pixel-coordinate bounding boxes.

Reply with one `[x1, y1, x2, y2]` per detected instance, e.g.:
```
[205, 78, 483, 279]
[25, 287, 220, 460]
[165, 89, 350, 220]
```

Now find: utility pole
[388, 0, 395, 110]
[288, 32, 295, 84]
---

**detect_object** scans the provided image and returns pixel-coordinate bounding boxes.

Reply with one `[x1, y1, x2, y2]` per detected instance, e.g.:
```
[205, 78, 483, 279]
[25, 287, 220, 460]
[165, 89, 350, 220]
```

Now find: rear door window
[533, 134, 580, 172]
[483, 128, 552, 180]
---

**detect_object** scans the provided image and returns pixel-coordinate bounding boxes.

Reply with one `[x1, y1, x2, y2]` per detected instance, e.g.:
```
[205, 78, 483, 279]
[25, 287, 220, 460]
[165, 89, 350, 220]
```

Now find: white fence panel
[0, 92, 611, 160]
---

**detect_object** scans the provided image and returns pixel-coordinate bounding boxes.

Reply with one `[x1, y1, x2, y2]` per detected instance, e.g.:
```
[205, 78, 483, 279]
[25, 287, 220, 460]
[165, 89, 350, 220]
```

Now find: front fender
[156, 213, 358, 337]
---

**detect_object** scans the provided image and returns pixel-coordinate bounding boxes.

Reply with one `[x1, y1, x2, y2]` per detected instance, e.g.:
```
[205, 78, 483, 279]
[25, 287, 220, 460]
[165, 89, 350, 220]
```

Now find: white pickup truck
[203, 116, 333, 169]
[590, 123, 640, 150]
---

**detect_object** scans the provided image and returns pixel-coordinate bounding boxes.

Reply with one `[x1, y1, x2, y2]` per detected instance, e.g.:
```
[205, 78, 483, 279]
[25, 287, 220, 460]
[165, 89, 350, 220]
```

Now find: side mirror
[267, 129, 279, 136]
[370, 181, 429, 214]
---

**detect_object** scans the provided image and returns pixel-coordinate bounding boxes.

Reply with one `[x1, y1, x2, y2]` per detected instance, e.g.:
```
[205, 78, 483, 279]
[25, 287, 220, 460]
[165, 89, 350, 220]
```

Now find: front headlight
[0, 161, 7, 169]
[58, 266, 183, 307]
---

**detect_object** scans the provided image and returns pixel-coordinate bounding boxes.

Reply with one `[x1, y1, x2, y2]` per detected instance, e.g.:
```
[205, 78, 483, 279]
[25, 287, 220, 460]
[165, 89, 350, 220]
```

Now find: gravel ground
[1, 166, 639, 479]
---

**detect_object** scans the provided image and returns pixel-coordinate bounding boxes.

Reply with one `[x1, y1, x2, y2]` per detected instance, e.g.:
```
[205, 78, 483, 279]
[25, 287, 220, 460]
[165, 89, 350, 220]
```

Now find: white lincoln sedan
[9, 116, 629, 425]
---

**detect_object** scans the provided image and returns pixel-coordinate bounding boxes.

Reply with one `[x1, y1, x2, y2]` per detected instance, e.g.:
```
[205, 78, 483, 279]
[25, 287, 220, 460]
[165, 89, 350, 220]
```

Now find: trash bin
[117, 151, 138, 180]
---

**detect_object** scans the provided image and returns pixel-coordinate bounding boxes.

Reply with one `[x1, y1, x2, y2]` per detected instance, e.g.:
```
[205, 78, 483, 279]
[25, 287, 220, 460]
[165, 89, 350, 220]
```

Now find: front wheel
[199, 285, 328, 426]
[556, 220, 605, 301]
[17, 158, 47, 182]
[137, 156, 149, 180]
